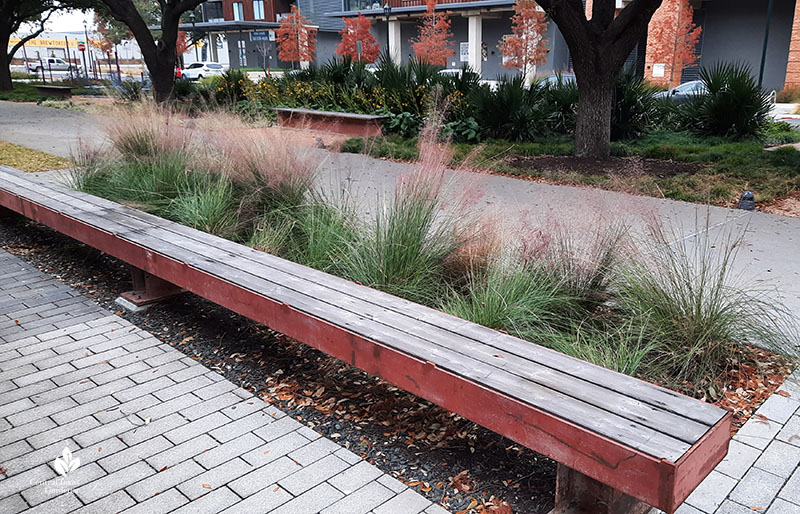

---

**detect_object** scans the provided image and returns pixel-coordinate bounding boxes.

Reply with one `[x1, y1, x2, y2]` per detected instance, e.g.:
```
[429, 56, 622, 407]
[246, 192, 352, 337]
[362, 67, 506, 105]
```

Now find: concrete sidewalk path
[0, 248, 446, 514]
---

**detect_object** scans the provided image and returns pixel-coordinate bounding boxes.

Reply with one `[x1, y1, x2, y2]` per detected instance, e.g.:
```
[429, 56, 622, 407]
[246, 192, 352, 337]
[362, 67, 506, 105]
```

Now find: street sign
[250, 31, 275, 42]
[78, 42, 86, 52]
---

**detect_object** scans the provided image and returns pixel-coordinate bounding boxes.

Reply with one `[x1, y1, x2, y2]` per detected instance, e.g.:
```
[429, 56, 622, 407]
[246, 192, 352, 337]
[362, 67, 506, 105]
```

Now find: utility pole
[758, 0, 774, 88]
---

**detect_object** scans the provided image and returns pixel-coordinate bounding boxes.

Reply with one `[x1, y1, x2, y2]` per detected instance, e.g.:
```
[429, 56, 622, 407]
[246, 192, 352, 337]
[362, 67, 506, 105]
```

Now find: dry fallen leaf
[202, 484, 212, 489]
[776, 390, 791, 398]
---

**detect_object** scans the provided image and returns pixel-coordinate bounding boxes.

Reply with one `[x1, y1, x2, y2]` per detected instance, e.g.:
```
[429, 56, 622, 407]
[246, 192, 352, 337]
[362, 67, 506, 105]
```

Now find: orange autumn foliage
[277, 5, 317, 64]
[412, 0, 454, 66]
[498, 0, 549, 78]
[648, 0, 702, 88]
[176, 31, 190, 57]
[337, 13, 380, 63]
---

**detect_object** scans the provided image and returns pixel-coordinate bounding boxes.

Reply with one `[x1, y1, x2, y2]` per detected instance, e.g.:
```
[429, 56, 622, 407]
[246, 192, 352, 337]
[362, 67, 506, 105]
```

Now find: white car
[29, 58, 79, 73]
[181, 62, 226, 80]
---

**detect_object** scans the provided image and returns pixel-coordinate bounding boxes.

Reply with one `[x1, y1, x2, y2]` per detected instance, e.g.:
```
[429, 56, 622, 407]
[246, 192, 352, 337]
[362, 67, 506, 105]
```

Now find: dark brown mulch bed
[0, 217, 554, 514]
[504, 155, 703, 178]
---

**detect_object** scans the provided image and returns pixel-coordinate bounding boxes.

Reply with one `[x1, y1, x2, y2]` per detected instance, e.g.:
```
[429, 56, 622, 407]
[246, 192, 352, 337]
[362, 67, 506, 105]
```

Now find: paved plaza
[0, 248, 446, 514]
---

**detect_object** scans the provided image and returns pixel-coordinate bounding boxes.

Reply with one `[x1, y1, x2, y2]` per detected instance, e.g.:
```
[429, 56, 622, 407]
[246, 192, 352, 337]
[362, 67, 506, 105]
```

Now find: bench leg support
[549, 464, 651, 514]
[119, 266, 184, 307]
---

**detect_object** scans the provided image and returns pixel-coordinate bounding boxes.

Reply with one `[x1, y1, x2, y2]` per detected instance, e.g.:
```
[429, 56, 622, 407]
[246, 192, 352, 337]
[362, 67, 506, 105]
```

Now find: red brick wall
[786, 0, 800, 88]
[644, 0, 680, 87]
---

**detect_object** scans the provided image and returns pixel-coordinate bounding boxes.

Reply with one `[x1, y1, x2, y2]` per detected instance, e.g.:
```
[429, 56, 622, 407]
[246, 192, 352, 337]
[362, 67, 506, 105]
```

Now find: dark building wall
[698, 0, 794, 91]
[362, 13, 570, 80]
[298, 0, 346, 31]
[226, 28, 341, 68]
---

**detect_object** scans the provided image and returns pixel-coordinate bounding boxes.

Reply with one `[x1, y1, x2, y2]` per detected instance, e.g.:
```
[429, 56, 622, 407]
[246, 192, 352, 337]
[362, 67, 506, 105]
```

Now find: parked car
[181, 62, 226, 80]
[654, 80, 708, 104]
[541, 73, 576, 86]
[29, 58, 79, 73]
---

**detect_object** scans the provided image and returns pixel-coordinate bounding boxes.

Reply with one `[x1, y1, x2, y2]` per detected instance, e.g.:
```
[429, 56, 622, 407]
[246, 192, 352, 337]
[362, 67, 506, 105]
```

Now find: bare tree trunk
[574, 76, 614, 158]
[0, 29, 13, 91]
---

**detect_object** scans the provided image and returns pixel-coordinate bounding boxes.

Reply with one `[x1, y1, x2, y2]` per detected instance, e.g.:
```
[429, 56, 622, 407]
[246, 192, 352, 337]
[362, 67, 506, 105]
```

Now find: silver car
[654, 80, 708, 104]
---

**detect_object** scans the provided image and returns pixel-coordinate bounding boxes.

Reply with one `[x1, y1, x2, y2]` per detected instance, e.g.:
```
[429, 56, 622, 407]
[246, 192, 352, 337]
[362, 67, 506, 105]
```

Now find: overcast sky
[19, 10, 97, 35]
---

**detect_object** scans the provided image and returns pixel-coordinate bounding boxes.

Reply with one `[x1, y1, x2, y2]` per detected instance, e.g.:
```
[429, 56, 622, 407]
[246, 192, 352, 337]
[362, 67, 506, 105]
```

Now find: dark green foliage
[681, 62, 771, 139]
[384, 112, 422, 138]
[443, 117, 481, 143]
[172, 78, 196, 99]
[217, 69, 250, 103]
[611, 71, 660, 140]
[116, 80, 144, 102]
[470, 76, 550, 141]
[544, 74, 579, 135]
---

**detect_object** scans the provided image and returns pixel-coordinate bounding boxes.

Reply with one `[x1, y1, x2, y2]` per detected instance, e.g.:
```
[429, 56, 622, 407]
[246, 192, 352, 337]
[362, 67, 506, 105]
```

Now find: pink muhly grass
[104, 104, 193, 160]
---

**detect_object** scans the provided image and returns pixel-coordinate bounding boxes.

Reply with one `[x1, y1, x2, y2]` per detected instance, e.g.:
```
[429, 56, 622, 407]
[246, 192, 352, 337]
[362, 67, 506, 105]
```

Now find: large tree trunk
[536, 0, 665, 159]
[0, 29, 13, 91]
[148, 57, 175, 103]
[574, 75, 615, 158]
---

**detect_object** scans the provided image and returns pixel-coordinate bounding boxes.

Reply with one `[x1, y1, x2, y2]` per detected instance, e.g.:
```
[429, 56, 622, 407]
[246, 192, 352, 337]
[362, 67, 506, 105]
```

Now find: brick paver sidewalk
[668, 369, 800, 514]
[0, 249, 447, 514]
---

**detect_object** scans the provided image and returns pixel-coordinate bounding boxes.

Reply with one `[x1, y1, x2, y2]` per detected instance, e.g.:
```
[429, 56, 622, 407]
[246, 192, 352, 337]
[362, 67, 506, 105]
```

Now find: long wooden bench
[33, 85, 73, 99]
[272, 107, 388, 137]
[0, 165, 731, 514]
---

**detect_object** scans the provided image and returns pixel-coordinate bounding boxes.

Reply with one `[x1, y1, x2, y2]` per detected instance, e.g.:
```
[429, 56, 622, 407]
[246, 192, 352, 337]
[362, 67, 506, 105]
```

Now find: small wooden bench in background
[272, 107, 388, 137]
[33, 85, 73, 99]
[0, 165, 732, 514]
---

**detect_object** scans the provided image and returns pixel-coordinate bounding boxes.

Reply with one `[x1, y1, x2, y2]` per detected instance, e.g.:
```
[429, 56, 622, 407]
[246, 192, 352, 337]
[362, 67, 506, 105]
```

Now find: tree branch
[607, 0, 664, 42]
[590, 0, 616, 31]
[8, 9, 56, 60]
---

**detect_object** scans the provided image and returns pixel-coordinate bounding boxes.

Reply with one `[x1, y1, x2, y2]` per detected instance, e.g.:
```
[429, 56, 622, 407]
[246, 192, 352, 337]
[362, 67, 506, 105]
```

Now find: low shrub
[680, 62, 771, 139]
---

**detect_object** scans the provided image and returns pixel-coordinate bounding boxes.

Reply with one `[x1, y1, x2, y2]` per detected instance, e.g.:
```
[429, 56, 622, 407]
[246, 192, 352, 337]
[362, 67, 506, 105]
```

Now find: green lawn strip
[0, 141, 71, 172]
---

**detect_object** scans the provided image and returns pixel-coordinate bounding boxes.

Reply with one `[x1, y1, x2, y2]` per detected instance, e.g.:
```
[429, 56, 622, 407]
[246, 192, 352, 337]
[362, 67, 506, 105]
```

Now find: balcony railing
[343, 0, 486, 12]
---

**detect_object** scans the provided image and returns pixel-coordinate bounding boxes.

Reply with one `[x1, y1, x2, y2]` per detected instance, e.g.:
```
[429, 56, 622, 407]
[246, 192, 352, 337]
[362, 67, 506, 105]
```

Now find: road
[1, 100, 798, 344]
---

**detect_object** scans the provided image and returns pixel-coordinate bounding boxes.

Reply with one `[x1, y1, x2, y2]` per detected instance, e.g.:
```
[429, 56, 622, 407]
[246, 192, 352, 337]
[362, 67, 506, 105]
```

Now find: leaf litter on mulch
[0, 217, 795, 513]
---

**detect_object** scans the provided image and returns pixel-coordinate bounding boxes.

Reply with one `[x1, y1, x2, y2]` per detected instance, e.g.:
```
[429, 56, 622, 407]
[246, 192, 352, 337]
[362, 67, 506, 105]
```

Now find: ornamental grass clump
[104, 104, 192, 161]
[339, 107, 467, 305]
[616, 216, 796, 384]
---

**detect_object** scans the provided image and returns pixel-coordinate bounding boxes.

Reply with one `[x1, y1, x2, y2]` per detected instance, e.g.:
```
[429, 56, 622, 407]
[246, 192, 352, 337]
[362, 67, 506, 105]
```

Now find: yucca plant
[469, 75, 551, 141]
[680, 62, 771, 139]
[611, 70, 660, 140]
[545, 74, 578, 135]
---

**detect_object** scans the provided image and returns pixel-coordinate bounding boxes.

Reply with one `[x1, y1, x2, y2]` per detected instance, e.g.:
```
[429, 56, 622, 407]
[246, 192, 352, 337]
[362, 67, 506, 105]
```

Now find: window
[208, 63, 224, 69]
[188, 63, 203, 69]
[204, 1, 223, 21]
[233, 2, 244, 21]
[343, 0, 376, 11]
[237, 39, 247, 67]
[253, 0, 265, 19]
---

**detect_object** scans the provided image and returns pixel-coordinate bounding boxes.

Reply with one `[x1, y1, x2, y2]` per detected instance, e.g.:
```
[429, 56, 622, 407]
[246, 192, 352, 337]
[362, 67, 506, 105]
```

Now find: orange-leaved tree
[337, 13, 380, 63]
[648, 0, 702, 89]
[498, 0, 549, 81]
[277, 5, 317, 67]
[176, 31, 190, 57]
[412, 0, 453, 66]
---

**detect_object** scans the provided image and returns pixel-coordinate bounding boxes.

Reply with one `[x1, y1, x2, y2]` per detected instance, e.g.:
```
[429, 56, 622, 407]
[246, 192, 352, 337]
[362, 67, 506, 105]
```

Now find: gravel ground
[0, 216, 556, 514]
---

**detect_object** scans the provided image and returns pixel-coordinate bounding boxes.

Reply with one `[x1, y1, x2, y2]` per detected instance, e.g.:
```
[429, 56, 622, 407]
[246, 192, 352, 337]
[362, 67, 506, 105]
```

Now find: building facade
[194, 0, 800, 92]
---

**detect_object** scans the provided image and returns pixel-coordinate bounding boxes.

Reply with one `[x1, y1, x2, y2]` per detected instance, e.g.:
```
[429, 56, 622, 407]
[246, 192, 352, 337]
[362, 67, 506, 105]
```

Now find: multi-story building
[188, 0, 800, 92]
